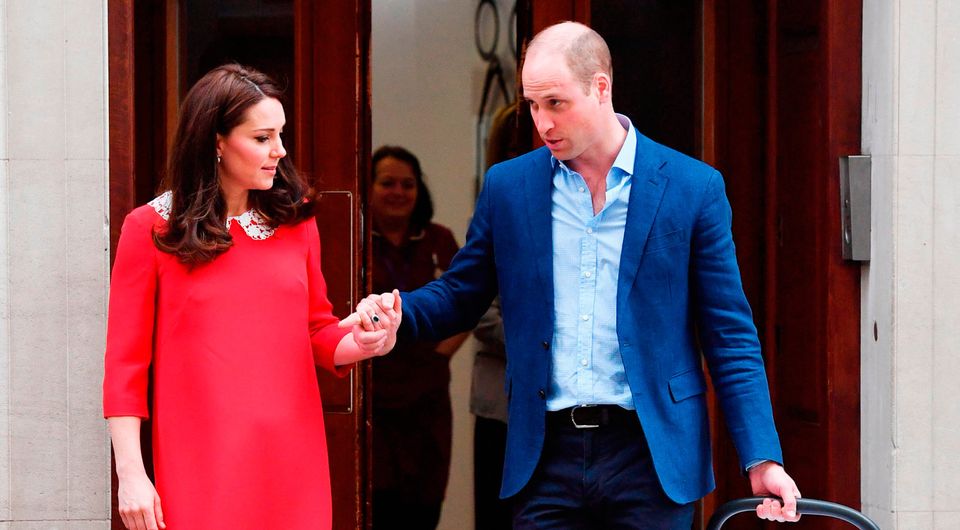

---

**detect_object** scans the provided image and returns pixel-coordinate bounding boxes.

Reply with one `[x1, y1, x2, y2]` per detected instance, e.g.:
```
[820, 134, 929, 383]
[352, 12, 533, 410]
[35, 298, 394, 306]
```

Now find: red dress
[103, 195, 350, 529]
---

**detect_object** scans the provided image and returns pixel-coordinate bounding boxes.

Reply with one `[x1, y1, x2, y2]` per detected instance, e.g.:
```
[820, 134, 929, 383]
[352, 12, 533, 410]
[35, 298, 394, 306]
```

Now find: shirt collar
[551, 113, 637, 182]
[611, 114, 637, 177]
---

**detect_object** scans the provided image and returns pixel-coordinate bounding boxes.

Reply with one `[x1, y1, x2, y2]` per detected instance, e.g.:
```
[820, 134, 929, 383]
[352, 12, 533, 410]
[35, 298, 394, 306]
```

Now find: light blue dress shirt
[546, 114, 637, 411]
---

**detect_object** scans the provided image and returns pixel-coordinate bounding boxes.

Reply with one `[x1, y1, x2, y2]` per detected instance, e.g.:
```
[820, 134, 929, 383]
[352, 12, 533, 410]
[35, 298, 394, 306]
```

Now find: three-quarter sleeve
[102, 211, 158, 419]
[305, 219, 352, 375]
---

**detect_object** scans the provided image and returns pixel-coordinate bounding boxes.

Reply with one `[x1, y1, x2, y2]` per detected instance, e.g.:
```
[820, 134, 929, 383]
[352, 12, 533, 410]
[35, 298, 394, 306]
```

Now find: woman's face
[216, 97, 287, 198]
[371, 156, 418, 224]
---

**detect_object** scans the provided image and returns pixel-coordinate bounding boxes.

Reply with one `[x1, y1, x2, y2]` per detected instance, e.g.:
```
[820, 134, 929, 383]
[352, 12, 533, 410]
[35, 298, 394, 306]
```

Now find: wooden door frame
[106, 3, 141, 527]
[768, 0, 863, 516]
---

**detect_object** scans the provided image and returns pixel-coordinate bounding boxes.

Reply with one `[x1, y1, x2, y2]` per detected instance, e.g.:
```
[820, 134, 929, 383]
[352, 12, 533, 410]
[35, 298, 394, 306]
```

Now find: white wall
[861, 1, 960, 528]
[0, 1, 111, 528]
[371, 1, 515, 528]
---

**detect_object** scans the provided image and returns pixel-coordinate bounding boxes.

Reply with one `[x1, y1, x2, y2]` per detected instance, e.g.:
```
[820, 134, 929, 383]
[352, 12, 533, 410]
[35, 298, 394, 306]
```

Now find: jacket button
[541, 341, 550, 350]
[538, 389, 546, 399]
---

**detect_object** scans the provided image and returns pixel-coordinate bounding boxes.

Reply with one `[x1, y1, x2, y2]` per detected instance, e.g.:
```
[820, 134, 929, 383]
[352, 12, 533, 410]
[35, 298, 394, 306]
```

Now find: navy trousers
[511, 411, 694, 530]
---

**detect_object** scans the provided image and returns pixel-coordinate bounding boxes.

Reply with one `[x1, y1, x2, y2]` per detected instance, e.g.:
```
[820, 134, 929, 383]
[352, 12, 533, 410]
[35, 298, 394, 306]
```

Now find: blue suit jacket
[400, 133, 783, 504]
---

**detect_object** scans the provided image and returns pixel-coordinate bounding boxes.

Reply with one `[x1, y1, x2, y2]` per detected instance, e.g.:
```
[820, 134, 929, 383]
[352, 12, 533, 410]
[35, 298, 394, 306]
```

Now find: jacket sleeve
[401, 172, 500, 342]
[692, 171, 783, 469]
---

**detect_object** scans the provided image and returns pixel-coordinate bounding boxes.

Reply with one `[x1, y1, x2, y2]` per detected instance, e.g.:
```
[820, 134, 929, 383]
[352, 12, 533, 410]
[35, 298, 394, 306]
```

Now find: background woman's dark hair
[155, 63, 314, 264]
[372, 145, 434, 232]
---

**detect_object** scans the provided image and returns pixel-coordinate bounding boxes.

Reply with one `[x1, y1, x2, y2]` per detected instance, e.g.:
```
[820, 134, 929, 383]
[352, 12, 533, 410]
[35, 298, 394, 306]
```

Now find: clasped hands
[338, 289, 402, 358]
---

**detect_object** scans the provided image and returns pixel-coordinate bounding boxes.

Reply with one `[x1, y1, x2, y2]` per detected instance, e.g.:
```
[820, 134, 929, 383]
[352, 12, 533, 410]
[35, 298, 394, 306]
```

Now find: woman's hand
[338, 289, 402, 359]
[108, 417, 165, 530]
[117, 469, 165, 530]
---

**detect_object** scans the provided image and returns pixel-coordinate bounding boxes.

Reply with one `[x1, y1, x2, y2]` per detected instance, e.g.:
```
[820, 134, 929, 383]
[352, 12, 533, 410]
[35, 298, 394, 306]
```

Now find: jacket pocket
[668, 368, 707, 402]
[644, 229, 685, 254]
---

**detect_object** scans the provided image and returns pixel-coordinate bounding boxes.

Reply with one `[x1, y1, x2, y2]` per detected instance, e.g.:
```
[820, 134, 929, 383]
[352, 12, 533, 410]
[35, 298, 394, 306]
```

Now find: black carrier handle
[706, 497, 881, 530]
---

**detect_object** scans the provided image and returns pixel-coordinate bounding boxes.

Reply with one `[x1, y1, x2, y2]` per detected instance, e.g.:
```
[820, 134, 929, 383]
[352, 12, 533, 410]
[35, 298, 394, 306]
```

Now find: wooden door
[107, 1, 372, 528]
[707, 3, 863, 528]
[294, 2, 373, 528]
[765, 2, 862, 527]
[520, 1, 862, 528]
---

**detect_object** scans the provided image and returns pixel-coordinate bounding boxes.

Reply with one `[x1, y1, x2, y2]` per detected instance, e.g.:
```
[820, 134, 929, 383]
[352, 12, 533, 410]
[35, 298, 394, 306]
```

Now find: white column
[861, 0, 960, 528]
[0, 0, 111, 528]
[931, 1, 960, 527]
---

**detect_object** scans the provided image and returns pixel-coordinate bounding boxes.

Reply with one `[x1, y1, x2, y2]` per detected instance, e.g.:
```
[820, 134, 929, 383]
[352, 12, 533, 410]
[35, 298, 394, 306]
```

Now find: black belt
[545, 405, 637, 430]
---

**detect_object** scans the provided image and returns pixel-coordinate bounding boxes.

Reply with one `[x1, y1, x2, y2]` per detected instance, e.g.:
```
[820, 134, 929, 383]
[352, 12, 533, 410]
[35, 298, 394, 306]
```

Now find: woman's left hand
[338, 289, 402, 357]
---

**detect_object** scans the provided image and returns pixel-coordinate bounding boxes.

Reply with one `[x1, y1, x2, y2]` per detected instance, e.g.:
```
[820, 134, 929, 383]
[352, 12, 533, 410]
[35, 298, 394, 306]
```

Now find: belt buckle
[570, 404, 600, 429]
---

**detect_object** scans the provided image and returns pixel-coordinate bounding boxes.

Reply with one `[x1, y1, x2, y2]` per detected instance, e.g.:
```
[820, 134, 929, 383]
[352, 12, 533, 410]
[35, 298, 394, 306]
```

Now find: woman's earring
[217, 155, 222, 164]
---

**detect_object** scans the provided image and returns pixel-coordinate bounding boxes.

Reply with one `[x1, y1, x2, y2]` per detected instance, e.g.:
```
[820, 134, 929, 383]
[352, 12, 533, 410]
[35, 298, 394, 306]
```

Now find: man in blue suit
[365, 21, 800, 528]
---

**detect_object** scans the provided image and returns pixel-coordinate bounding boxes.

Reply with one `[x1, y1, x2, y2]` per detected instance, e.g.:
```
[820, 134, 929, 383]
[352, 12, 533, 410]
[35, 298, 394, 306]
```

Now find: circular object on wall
[475, 0, 500, 61]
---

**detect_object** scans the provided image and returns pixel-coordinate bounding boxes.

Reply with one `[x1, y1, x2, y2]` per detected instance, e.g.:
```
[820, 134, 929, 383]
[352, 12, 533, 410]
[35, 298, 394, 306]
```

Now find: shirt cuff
[745, 459, 771, 473]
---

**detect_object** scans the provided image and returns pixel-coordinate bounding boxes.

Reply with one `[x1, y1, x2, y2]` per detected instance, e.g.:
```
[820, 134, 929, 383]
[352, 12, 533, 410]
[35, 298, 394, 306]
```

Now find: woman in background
[369, 146, 468, 529]
[103, 64, 399, 530]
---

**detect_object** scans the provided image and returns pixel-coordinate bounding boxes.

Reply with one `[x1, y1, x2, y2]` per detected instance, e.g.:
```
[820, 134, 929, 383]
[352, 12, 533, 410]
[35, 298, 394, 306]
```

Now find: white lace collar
[148, 191, 276, 240]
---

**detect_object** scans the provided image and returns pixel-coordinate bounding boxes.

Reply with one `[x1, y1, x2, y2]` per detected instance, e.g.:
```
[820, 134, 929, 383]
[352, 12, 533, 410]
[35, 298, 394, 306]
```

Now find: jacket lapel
[618, 134, 668, 293]
[521, 149, 555, 304]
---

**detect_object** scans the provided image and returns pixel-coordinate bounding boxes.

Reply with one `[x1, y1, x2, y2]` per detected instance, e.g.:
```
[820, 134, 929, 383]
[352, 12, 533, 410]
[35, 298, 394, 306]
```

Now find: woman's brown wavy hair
[154, 64, 314, 264]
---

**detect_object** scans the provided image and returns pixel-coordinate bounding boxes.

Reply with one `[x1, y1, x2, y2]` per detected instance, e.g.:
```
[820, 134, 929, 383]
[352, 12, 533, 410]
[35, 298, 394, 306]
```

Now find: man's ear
[594, 72, 612, 103]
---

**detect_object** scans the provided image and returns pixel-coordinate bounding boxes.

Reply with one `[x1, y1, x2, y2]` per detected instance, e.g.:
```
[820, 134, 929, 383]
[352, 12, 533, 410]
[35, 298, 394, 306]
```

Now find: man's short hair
[565, 27, 612, 93]
[526, 22, 612, 94]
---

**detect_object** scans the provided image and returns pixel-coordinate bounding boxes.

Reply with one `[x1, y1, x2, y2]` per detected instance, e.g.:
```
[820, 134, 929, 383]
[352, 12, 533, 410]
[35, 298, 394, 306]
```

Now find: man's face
[522, 51, 602, 163]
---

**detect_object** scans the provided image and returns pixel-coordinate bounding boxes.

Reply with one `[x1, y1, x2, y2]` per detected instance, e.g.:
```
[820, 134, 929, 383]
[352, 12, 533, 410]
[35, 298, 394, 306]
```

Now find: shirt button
[581, 314, 590, 321]
[586, 228, 593, 234]
[578, 187, 585, 193]
[580, 359, 588, 367]
[584, 271, 592, 278]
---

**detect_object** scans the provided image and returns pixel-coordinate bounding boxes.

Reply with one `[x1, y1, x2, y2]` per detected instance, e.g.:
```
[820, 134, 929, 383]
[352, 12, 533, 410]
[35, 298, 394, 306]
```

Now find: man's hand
[749, 461, 801, 522]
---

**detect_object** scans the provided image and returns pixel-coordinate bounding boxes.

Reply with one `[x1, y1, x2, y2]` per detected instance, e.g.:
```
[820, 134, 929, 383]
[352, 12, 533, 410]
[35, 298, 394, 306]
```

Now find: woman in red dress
[102, 64, 399, 530]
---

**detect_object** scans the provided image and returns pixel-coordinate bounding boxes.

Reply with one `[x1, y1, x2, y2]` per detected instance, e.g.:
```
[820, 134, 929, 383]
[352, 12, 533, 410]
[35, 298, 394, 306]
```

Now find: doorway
[108, 1, 862, 528]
